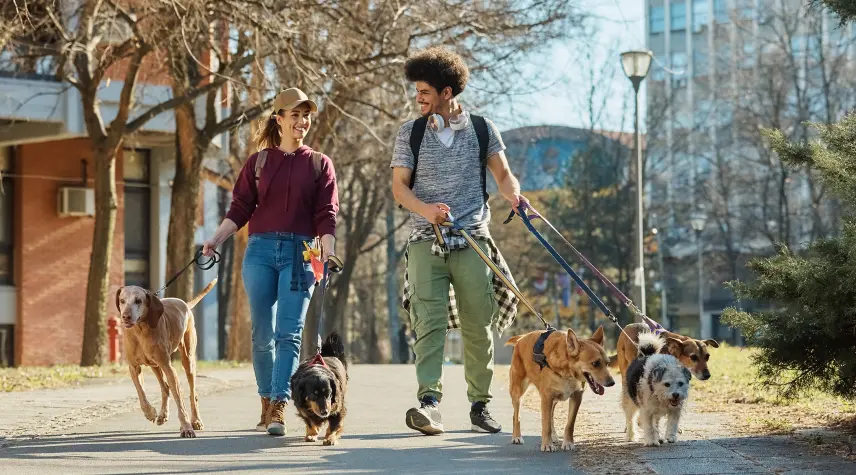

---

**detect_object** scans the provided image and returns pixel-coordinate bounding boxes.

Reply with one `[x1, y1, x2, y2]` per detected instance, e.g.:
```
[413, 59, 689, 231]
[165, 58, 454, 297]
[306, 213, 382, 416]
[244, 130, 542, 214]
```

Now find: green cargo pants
[407, 240, 498, 404]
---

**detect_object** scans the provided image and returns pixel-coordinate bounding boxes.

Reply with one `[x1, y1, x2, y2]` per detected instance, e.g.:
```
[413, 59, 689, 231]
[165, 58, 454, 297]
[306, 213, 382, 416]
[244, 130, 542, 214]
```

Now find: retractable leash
[504, 204, 640, 347]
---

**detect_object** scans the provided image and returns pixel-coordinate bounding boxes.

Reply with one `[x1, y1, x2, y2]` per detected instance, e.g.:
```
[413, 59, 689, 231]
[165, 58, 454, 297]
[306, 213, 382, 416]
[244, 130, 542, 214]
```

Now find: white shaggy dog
[621, 332, 692, 446]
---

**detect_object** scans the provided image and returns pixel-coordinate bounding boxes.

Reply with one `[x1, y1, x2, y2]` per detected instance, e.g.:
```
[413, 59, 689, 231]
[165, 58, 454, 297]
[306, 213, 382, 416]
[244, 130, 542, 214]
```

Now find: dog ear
[589, 325, 604, 345]
[145, 291, 165, 328]
[703, 339, 720, 348]
[651, 365, 667, 383]
[115, 287, 123, 312]
[682, 367, 692, 381]
[664, 337, 683, 356]
[566, 329, 580, 356]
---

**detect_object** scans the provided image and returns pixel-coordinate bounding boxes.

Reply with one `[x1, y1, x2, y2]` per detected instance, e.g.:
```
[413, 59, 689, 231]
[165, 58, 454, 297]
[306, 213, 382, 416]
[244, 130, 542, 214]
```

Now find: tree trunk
[226, 225, 252, 361]
[164, 102, 202, 301]
[385, 198, 401, 363]
[81, 143, 119, 366]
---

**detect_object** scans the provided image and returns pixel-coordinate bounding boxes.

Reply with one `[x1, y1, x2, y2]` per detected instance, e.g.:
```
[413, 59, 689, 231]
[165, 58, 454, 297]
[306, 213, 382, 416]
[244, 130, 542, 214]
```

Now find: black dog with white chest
[290, 332, 349, 445]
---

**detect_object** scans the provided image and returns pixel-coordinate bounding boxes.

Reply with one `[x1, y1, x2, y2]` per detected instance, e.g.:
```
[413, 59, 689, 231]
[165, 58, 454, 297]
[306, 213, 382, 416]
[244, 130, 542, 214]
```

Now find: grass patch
[0, 360, 249, 392]
[693, 344, 856, 433]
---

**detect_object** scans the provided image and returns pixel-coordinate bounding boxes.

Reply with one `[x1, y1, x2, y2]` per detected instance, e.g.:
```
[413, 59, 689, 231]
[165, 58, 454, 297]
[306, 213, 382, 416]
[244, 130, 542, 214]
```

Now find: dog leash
[434, 213, 551, 330]
[154, 248, 221, 296]
[503, 204, 639, 348]
[312, 254, 344, 359]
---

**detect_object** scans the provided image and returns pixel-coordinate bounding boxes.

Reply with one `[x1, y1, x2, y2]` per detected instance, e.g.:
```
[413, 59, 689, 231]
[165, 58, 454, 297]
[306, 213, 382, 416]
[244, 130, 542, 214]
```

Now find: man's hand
[508, 193, 530, 213]
[420, 203, 451, 224]
[320, 234, 336, 263]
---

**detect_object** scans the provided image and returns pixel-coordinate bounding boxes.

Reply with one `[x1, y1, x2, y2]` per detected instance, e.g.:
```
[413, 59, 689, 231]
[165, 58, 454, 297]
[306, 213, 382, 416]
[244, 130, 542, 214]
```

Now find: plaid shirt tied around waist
[401, 225, 519, 335]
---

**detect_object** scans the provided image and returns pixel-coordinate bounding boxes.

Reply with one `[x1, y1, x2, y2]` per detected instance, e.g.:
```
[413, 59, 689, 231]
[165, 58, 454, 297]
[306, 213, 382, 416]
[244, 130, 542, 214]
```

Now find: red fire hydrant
[108, 316, 121, 363]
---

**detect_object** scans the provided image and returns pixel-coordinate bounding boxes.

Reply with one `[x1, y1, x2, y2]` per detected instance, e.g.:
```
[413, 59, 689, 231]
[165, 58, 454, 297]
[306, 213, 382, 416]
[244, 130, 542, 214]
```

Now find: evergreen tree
[722, 112, 856, 399]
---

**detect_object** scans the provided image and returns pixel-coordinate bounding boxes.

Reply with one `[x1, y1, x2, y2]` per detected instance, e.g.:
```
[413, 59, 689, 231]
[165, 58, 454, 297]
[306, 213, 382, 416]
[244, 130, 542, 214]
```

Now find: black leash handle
[154, 248, 221, 296]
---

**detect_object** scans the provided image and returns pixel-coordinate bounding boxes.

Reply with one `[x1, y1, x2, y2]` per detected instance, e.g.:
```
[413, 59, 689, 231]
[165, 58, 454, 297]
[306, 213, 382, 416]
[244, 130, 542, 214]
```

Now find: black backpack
[402, 114, 490, 208]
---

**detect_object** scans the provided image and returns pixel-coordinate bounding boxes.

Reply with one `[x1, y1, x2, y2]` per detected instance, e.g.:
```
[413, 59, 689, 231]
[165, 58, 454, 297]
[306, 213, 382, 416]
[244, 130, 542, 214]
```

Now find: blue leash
[503, 205, 631, 333]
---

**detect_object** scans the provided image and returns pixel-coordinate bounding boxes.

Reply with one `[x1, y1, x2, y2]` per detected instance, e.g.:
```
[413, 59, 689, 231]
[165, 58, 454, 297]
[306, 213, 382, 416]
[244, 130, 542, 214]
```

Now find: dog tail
[505, 335, 523, 347]
[187, 278, 217, 310]
[607, 354, 618, 368]
[321, 332, 347, 366]
[636, 331, 664, 358]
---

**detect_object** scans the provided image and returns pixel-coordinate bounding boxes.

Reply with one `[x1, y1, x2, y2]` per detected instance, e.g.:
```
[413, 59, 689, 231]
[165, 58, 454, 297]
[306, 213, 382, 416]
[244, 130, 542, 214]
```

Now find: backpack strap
[310, 151, 324, 180]
[254, 150, 268, 183]
[470, 114, 490, 203]
[408, 116, 428, 190]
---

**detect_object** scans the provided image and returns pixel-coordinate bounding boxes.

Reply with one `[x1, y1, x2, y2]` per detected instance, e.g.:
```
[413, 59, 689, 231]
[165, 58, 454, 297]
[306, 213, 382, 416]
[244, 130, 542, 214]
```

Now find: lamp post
[690, 210, 709, 340]
[621, 49, 654, 317]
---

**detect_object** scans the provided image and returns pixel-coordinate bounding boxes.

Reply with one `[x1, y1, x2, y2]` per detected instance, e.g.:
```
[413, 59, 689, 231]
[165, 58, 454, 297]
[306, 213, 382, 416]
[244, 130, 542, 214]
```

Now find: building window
[650, 6, 665, 34]
[693, 50, 709, 76]
[123, 149, 151, 288]
[0, 147, 13, 286]
[714, 0, 728, 23]
[671, 51, 688, 75]
[741, 41, 754, 68]
[671, 2, 687, 31]
[692, 0, 708, 32]
[0, 324, 12, 367]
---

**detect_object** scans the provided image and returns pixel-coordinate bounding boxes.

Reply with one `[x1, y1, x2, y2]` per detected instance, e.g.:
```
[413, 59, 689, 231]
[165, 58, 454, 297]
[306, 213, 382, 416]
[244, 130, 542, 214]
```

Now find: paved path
[1, 364, 854, 474]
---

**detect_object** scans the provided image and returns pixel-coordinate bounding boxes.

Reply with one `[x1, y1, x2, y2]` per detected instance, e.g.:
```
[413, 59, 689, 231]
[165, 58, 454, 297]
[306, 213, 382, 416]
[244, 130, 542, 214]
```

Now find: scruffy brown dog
[609, 323, 719, 381]
[290, 332, 349, 446]
[506, 326, 615, 452]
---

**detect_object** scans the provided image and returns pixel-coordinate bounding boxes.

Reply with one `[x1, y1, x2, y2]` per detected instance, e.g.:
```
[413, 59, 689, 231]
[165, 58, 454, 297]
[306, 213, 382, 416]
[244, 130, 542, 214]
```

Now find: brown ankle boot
[266, 399, 287, 436]
[256, 397, 270, 432]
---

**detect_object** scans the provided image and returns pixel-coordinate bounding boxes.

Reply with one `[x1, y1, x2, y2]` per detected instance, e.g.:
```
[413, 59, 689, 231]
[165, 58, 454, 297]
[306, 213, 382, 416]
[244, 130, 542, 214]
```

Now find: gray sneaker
[405, 396, 444, 435]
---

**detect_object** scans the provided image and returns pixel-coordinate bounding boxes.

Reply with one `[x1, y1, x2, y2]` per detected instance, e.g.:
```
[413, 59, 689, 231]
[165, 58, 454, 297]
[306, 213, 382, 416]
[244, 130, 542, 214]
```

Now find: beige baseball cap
[272, 87, 318, 114]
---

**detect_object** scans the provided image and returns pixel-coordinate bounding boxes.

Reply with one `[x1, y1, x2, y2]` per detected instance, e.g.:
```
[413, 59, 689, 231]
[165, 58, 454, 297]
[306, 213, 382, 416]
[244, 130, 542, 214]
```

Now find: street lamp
[690, 210, 709, 340]
[621, 49, 654, 317]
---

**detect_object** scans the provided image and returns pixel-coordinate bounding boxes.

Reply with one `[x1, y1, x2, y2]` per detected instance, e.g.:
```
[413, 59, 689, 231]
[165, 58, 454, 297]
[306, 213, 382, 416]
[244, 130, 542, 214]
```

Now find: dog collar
[533, 326, 556, 370]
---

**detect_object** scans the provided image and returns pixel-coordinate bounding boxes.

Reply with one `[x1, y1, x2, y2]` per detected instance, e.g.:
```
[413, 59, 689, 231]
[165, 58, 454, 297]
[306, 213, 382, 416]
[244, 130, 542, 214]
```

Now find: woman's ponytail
[254, 111, 282, 150]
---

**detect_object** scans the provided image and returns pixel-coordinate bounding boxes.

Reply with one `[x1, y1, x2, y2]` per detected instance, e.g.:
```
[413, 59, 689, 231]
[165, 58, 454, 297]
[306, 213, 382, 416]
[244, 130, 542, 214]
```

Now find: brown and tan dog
[609, 323, 719, 381]
[116, 278, 217, 438]
[507, 325, 615, 452]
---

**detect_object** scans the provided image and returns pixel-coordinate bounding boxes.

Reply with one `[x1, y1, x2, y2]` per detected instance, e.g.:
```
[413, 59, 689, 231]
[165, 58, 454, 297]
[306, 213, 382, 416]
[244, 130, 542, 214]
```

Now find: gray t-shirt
[390, 112, 505, 233]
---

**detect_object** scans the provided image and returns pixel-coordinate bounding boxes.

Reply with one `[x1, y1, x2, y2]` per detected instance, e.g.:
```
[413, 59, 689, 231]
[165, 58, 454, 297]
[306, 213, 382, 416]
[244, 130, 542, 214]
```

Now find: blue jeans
[242, 232, 316, 401]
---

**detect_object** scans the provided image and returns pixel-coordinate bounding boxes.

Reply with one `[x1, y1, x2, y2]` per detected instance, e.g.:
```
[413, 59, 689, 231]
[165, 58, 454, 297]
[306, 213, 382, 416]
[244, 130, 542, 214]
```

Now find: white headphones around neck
[428, 111, 469, 133]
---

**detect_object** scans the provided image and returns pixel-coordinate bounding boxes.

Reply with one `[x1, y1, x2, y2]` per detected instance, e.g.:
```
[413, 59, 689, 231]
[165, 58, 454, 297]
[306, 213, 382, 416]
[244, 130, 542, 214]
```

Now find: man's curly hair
[404, 46, 470, 97]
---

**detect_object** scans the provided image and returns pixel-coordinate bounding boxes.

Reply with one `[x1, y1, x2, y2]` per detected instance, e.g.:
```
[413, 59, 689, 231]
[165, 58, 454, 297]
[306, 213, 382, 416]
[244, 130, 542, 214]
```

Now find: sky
[488, 0, 647, 134]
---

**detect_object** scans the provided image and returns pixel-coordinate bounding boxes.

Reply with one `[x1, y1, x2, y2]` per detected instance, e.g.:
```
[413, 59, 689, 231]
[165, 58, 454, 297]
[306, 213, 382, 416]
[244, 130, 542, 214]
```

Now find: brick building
[0, 59, 224, 366]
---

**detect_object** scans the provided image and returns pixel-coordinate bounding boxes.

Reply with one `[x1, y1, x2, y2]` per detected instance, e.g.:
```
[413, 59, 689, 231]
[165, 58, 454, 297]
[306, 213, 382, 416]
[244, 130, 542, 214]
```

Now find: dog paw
[540, 441, 556, 452]
[180, 427, 196, 438]
[192, 419, 204, 430]
[643, 439, 660, 447]
[323, 437, 338, 446]
[561, 440, 574, 451]
[511, 436, 524, 445]
[305, 435, 318, 442]
[666, 435, 677, 443]
[143, 404, 157, 422]
[156, 413, 169, 425]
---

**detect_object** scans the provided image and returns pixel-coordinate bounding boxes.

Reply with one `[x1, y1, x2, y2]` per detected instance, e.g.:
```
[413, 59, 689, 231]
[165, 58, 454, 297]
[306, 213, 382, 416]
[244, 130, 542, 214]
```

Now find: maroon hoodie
[225, 146, 338, 238]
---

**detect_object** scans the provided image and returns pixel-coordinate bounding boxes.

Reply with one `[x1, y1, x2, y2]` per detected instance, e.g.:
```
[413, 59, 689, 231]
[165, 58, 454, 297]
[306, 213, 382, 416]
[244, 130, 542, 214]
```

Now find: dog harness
[533, 325, 557, 370]
[308, 352, 329, 369]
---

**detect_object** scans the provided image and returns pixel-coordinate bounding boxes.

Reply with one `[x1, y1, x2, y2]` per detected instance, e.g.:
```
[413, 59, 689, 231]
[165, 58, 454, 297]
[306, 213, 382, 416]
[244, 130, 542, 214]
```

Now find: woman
[201, 87, 338, 436]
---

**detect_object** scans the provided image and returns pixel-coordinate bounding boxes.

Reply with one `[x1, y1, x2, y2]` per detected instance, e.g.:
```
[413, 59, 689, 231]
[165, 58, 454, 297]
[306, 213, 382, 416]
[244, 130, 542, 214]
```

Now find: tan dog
[116, 279, 217, 438]
[507, 325, 615, 452]
[609, 323, 719, 381]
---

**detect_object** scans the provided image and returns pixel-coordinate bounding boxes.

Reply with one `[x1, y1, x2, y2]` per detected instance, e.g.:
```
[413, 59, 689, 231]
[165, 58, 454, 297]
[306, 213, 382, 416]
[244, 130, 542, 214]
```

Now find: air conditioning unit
[58, 186, 95, 217]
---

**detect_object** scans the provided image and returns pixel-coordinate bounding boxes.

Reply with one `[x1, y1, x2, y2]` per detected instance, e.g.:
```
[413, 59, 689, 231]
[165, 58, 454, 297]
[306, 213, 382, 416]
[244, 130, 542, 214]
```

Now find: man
[390, 46, 527, 435]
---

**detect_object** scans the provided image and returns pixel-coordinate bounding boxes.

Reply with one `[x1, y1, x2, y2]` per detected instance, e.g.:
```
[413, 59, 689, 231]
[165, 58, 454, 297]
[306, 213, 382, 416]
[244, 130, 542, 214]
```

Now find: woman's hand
[202, 219, 238, 257]
[320, 234, 336, 263]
